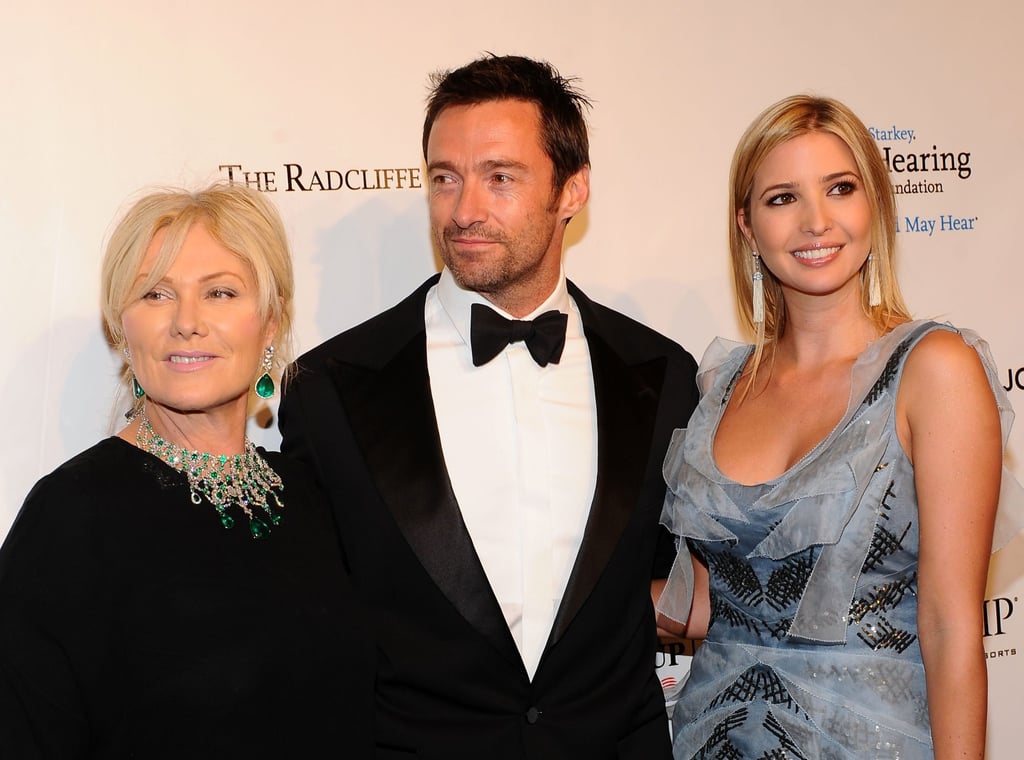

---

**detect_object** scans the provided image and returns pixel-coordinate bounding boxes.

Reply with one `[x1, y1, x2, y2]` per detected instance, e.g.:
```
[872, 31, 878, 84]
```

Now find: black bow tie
[470, 303, 568, 367]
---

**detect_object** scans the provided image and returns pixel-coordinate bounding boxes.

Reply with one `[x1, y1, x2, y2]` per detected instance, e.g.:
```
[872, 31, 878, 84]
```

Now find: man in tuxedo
[280, 55, 698, 759]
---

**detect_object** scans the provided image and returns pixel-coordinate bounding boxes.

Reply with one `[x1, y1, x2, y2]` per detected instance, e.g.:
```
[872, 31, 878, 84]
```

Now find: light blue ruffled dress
[659, 321, 1023, 760]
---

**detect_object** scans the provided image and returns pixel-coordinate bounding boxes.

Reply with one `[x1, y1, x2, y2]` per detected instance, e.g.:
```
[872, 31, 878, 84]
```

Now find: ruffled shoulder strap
[694, 336, 751, 397]
[955, 326, 1024, 551]
[873, 321, 1024, 551]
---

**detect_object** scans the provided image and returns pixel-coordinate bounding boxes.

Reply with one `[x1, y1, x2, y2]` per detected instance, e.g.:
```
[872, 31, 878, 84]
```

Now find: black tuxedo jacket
[279, 275, 698, 760]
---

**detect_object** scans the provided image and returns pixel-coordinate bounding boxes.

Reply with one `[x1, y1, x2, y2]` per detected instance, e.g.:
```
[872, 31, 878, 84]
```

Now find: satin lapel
[327, 333, 522, 669]
[548, 329, 666, 646]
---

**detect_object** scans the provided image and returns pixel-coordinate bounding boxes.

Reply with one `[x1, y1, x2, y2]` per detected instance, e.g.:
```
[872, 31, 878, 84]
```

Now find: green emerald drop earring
[124, 346, 145, 398]
[255, 346, 276, 399]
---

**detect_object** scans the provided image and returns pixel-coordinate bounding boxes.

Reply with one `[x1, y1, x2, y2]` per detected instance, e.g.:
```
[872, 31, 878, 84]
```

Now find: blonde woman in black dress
[0, 183, 373, 758]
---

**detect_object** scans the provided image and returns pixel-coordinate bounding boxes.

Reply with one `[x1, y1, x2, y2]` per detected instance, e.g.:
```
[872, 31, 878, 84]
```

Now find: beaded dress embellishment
[136, 412, 284, 538]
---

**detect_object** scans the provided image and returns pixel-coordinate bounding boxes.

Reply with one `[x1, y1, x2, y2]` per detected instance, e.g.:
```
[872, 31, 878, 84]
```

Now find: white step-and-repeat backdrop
[3, 2, 1022, 755]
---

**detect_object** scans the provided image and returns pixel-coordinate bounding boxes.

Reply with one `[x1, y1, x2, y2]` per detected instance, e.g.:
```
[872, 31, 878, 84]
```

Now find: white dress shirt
[425, 268, 598, 679]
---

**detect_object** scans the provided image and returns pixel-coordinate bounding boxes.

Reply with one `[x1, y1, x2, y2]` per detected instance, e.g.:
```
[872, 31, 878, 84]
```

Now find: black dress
[0, 437, 374, 758]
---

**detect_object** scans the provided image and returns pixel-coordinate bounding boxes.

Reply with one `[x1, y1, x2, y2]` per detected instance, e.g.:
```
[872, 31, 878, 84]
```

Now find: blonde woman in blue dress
[658, 95, 1020, 760]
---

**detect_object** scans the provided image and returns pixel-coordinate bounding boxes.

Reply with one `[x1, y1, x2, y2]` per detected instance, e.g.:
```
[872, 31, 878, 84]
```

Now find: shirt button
[525, 706, 541, 724]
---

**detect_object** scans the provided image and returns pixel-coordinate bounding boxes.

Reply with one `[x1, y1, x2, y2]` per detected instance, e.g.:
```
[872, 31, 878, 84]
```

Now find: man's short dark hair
[422, 54, 591, 192]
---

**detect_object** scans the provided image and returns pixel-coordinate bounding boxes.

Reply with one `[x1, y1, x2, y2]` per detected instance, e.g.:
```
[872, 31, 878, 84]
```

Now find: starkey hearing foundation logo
[984, 595, 1017, 661]
[218, 163, 422, 192]
[870, 124, 973, 193]
[870, 123, 977, 237]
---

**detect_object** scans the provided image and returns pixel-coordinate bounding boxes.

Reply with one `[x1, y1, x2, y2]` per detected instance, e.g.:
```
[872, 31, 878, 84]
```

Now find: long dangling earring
[866, 252, 882, 307]
[751, 251, 765, 324]
[255, 346, 276, 399]
[124, 347, 145, 398]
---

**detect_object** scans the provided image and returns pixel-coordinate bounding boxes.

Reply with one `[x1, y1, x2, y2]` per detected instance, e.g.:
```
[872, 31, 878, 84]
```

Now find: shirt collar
[436, 266, 573, 348]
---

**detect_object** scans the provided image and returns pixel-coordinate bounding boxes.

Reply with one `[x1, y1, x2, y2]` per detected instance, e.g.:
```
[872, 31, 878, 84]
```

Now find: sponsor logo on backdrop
[984, 595, 1018, 661]
[1002, 368, 1024, 393]
[656, 639, 702, 704]
[218, 163, 422, 192]
[656, 638, 701, 667]
[870, 124, 976, 236]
